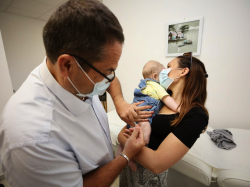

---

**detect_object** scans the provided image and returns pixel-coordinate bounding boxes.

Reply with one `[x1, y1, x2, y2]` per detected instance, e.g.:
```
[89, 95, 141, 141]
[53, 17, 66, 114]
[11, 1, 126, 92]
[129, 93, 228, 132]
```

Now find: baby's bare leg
[138, 121, 151, 145]
[128, 158, 138, 171]
[128, 122, 151, 172]
[115, 144, 123, 158]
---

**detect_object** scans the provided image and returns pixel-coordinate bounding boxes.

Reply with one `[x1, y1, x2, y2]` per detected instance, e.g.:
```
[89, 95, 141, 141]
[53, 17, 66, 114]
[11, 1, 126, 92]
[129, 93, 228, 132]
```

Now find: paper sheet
[188, 126, 250, 173]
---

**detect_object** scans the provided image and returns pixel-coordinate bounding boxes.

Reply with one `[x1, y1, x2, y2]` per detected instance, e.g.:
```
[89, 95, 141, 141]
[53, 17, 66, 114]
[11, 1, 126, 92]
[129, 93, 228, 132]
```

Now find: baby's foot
[129, 159, 137, 171]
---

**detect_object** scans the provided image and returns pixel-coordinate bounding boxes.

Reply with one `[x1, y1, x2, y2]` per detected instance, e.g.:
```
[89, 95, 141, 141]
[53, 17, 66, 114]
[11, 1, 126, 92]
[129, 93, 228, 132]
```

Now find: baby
[117, 60, 180, 171]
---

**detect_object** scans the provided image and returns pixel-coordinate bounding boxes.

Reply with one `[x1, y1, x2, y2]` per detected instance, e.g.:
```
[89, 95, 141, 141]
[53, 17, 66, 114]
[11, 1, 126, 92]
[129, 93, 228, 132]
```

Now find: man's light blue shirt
[0, 58, 114, 187]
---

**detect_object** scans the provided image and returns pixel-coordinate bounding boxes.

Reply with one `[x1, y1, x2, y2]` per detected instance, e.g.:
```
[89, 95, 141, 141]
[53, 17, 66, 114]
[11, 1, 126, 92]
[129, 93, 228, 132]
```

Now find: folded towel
[207, 129, 237, 150]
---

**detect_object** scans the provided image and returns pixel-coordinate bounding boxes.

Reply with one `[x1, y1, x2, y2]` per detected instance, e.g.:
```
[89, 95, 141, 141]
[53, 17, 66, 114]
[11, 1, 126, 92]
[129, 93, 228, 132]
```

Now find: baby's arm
[161, 95, 180, 112]
[154, 83, 180, 112]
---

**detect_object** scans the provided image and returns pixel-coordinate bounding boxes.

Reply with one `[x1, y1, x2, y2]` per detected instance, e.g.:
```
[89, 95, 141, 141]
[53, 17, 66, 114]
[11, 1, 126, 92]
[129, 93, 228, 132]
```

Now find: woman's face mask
[159, 68, 181, 90]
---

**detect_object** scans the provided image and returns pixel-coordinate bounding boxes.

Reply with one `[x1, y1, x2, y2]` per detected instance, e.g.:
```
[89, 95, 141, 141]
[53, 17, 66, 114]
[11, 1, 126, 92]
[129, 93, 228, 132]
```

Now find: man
[0, 0, 152, 186]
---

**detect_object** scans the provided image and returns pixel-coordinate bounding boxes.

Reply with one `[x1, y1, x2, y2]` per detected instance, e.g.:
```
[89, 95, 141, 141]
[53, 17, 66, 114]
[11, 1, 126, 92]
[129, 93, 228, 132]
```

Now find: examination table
[107, 110, 250, 187]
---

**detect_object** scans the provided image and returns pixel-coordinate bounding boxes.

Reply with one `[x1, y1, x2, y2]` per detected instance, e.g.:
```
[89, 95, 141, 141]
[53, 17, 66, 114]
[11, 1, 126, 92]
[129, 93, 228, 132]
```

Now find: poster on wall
[166, 17, 203, 56]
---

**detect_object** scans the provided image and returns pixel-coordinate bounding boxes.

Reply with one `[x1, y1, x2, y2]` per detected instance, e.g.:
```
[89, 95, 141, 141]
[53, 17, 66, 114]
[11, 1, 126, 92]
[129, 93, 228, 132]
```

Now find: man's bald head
[142, 60, 165, 79]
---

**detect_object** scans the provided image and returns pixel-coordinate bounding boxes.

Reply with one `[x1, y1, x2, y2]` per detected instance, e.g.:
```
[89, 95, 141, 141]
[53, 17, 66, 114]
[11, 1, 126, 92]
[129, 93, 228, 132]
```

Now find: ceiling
[0, 0, 101, 21]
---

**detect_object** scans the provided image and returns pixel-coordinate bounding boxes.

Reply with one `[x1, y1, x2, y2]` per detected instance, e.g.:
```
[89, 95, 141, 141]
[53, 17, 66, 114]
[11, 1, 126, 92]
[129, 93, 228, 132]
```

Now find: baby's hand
[177, 106, 181, 113]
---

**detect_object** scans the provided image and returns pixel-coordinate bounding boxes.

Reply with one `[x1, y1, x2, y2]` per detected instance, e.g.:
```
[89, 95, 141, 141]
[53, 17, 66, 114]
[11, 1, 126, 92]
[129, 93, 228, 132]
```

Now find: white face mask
[67, 58, 114, 98]
[159, 68, 181, 90]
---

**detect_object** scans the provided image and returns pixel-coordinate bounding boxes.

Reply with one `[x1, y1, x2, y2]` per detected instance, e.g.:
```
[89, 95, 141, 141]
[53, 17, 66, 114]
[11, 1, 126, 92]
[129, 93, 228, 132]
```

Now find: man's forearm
[107, 77, 124, 106]
[83, 155, 127, 187]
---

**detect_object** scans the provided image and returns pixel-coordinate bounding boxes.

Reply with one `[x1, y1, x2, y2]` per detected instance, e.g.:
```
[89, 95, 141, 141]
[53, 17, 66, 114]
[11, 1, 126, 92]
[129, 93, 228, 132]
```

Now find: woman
[118, 53, 209, 187]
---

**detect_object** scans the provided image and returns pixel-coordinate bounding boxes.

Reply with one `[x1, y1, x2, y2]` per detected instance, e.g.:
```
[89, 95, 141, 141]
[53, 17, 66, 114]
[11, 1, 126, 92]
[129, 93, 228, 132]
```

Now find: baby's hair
[142, 60, 165, 79]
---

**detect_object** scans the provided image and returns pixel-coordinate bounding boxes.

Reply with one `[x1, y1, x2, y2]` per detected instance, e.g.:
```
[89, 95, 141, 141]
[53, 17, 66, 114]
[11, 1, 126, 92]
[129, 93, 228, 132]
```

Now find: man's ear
[180, 67, 189, 77]
[57, 55, 75, 78]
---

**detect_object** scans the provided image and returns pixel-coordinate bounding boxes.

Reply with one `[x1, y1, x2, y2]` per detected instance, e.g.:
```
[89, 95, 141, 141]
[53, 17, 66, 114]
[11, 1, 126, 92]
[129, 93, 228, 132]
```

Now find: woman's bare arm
[134, 133, 188, 174]
[119, 129, 189, 174]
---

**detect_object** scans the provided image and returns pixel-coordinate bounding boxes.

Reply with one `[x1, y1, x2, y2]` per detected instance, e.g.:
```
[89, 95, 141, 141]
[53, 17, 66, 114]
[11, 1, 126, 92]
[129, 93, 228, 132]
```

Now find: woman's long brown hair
[171, 56, 209, 128]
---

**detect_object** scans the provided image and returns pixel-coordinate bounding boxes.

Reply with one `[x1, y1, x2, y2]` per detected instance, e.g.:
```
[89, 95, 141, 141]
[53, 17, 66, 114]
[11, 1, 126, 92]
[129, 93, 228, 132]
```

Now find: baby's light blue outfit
[127, 78, 163, 128]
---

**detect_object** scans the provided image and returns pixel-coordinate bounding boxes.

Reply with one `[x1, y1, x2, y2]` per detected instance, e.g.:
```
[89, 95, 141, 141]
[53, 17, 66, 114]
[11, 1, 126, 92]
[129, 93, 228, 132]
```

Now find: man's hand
[116, 100, 154, 127]
[122, 125, 145, 159]
[115, 100, 138, 126]
[107, 77, 153, 126]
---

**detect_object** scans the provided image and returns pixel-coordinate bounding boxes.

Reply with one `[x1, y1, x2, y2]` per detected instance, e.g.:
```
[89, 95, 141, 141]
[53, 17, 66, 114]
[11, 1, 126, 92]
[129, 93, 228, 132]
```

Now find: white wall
[0, 30, 13, 176]
[104, 0, 250, 130]
[0, 12, 46, 91]
[1, 1, 250, 130]
[0, 30, 13, 114]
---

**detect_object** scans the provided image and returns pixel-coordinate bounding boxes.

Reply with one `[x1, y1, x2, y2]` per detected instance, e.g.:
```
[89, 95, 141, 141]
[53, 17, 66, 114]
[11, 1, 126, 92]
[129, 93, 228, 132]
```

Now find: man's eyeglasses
[183, 52, 192, 68]
[68, 54, 115, 82]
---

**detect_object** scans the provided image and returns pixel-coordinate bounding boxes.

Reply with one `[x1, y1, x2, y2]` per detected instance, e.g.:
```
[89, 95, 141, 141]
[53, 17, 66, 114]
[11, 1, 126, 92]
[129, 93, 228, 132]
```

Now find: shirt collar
[39, 57, 92, 116]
